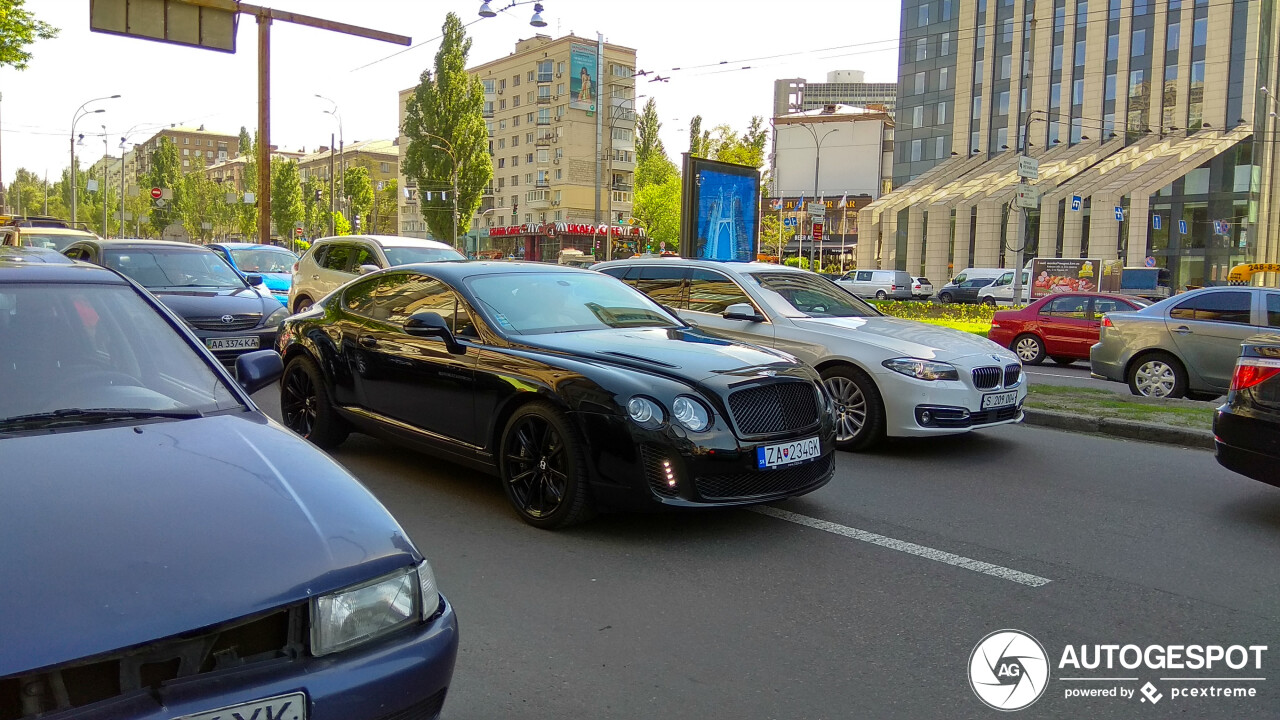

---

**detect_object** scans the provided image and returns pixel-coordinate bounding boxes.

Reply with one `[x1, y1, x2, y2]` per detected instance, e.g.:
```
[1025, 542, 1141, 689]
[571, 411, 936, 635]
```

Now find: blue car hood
[260, 272, 291, 293]
[0, 413, 419, 677]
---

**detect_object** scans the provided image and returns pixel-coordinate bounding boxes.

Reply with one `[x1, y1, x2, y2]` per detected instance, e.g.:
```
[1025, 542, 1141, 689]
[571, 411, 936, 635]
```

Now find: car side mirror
[404, 311, 466, 354]
[723, 303, 763, 322]
[235, 349, 283, 394]
[245, 273, 265, 286]
[357, 264, 380, 275]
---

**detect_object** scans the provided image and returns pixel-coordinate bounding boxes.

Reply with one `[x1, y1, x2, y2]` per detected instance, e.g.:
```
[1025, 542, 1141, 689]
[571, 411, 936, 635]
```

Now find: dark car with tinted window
[0, 257, 457, 720]
[1214, 334, 1280, 487]
[63, 239, 289, 363]
[277, 261, 837, 529]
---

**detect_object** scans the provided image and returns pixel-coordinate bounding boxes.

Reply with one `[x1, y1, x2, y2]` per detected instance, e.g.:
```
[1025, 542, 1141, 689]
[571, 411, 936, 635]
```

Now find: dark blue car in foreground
[0, 251, 457, 720]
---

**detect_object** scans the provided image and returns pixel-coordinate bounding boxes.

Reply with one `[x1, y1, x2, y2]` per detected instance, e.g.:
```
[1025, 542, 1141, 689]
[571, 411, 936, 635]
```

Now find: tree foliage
[271, 158, 304, 242]
[145, 137, 182, 236]
[372, 178, 398, 235]
[687, 115, 711, 158]
[633, 164, 680, 252]
[238, 127, 252, 156]
[402, 12, 493, 244]
[237, 136, 259, 239]
[176, 171, 218, 242]
[759, 212, 796, 258]
[635, 97, 665, 169]
[301, 173, 328, 238]
[343, 165, 374, 231]
[0, 0, 57, 71]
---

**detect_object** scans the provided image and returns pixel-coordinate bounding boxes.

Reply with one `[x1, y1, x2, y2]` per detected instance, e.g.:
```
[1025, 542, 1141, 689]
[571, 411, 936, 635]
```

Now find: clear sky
[0, 0, 901, 186]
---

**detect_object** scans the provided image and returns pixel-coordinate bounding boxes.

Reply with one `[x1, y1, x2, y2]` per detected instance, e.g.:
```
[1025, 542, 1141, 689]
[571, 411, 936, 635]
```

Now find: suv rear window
[917, 278, 931, 285]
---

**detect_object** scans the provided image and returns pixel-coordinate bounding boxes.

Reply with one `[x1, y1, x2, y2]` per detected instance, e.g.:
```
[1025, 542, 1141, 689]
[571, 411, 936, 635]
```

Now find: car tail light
[890, 285, 897, 291]
[1230, 358, 1280, 391]
[1100, 316, 1114, 328]
[292, 261, 299, 273]
[990, 321, 1001, 328]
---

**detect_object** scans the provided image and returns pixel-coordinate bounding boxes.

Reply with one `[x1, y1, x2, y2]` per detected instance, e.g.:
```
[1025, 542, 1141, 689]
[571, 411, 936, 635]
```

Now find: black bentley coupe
[277, 262, 837, 528]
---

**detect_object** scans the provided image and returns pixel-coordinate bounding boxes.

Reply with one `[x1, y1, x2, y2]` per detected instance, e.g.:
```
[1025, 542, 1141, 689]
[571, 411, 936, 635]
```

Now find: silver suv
[288, 235, 464, 312]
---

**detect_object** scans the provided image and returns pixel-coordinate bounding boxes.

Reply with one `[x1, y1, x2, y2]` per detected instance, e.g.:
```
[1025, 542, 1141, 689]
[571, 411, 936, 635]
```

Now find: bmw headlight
[311, 566, 422, 656]
[672, 396, 712, 432]
[264, 305, 291, 327]
[627, 396, 665, 429]
[882, 357, 960, 381]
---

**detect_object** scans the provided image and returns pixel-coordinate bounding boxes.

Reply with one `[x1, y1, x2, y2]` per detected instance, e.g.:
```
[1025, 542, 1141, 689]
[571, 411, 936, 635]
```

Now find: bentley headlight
[627, 396, 665, 429]
[311, 568, 418, 656]
[264, 305, 291, 327]
[882, 358, 960, 381]
[672, 396, 712, 432]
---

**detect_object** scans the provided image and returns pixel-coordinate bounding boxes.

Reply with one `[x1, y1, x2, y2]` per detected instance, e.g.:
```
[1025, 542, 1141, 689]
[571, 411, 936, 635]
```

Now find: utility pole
[328, 132, 335, 235]
[102, 131, 109, 237]
[1012, 19, 1041, 306]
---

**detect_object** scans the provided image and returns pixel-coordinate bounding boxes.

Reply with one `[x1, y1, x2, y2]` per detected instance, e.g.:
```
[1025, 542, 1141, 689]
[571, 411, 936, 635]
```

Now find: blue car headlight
[882, 357, 960, 381]
[311, 563, 435, 656]
[672, 396, 712, 432]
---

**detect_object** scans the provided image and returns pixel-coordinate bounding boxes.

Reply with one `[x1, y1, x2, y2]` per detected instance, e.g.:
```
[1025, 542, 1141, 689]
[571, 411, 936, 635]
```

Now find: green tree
[688, 115, 711, 158]
[759, 212, 796, 258]
[238, 126, 252, 156]
[372, 178, 398, 235]
[402, 12, 493, 243]
[0, 0, 57, 71]
[332, 211, 351, 236]
[342, 165, 374, 232]
[237, 138, 259, 239]
[145, 137, 182, 236]
[9, 167, 47, 216]
[301, 174, 328, 238]
[633, 171, 681, 252]
[710, 116, 768, 169]
[271, 157, 304, 241]
[635, 97, 666, 169]
[176, 171, 218, 242]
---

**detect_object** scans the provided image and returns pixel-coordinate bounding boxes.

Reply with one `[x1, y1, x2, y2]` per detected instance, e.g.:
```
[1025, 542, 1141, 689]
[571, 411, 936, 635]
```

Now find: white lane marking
[749, 506, 1052, 588]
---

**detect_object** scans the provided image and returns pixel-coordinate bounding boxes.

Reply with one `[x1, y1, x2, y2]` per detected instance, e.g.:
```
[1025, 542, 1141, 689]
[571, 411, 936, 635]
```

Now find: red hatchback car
[988, 293, 1150, 365]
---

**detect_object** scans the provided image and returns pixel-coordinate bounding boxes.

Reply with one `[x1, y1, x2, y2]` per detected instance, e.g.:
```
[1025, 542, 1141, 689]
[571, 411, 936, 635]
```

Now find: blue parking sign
[1070, 195, 1082, 211]
[1179, 219, 1187, 234]
[1152, 215, 1161, 230]
[1114, 206, 1124, 221]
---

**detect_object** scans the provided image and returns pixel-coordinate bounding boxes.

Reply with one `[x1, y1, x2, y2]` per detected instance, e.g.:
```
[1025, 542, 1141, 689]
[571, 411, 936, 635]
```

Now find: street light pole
[101, 128, 109, 237]
[1014, 108, 1048, 305]
[70, 94, 119, 226]
[316, 95, 345, 222]
[798, 123, 838, 270]
[431, 141, 459, 248]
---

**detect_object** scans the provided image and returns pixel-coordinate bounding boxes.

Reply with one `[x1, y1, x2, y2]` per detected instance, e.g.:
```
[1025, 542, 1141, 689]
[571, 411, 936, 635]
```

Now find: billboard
[1030, 258, 1101, 298]
[569, 43, 598, 112]
[680, 154, 761, 262]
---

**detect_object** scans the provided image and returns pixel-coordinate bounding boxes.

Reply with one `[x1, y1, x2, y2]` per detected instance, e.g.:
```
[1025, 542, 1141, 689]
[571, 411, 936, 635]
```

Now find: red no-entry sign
[150, 187, 163, 200]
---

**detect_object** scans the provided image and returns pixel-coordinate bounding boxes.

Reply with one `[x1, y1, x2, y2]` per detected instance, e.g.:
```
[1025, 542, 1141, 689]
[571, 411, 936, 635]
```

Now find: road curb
[1022, 409, 1215, 449]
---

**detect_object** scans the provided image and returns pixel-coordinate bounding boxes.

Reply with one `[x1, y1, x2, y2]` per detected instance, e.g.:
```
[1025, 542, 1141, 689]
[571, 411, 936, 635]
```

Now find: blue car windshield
[467, 271, 681, 335]
[229, 248, 296, 274]
[0, 283, 240, 424]
[105, 248, 245, 289]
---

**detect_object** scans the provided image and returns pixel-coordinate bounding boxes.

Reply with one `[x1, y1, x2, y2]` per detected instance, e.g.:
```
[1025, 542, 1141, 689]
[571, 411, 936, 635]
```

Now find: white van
[978, 269, 1032, 305]
[835, 269, 915, 300]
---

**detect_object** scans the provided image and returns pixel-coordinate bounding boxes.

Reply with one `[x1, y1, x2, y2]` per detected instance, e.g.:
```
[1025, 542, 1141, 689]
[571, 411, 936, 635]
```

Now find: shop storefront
[485, 222, 647, 262]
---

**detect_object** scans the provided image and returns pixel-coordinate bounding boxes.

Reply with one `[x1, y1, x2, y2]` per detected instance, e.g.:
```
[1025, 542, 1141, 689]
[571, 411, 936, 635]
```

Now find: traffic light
[314, 189, 322, 201]
[353, 216, 361, 231]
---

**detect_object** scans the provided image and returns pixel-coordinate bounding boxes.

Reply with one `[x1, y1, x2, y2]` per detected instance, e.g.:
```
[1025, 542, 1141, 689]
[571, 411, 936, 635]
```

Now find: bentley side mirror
[723, 303, 764, 322]
[404, 311, 466, 354]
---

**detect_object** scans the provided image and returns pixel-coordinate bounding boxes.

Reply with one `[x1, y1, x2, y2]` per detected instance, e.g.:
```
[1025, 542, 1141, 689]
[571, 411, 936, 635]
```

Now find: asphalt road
[255, 390, 1279, 718]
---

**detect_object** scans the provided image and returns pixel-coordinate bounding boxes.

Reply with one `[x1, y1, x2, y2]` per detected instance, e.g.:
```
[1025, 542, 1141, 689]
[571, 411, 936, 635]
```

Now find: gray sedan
[1090, 286, 1280, 399]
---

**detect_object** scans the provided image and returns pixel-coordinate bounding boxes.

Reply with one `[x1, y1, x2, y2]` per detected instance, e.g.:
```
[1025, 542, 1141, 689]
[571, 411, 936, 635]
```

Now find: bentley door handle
[358, 336, 378, 348]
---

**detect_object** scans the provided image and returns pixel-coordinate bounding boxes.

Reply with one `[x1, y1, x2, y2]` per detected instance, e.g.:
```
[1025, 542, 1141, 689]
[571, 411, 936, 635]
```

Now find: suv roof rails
[0, 214, 93, 231]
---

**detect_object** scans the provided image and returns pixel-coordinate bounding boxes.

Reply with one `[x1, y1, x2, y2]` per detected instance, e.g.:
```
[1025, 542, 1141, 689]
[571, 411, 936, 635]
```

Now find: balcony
[525, 189, 551, 209]
[609, 106, 636, 123]
[535, 134, 553, 146]
[479, 197, 495, 212]
[537, 117, 551, 126]
[610, 190, 633, 205]
[537, 94, 551, 104]
[536, 180, 550, 188]
[537, 72, 553, 83]
[611, 183, 632, 192]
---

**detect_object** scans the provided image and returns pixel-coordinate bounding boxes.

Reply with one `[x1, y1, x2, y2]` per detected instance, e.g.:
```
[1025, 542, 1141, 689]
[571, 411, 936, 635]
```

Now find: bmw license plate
[757, 436, 821, 469]
[175, 692, 305, 720]
[206, 336, 259, 351]
[981, 391, 1018, 410]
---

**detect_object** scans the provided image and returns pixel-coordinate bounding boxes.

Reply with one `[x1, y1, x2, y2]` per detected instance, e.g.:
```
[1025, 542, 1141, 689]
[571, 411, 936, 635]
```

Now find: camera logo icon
[969, 629, 1051, 711]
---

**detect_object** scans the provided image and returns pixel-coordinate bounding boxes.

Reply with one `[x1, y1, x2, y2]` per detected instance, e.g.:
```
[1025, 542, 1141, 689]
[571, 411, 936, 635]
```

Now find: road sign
[807, 202, 826, 217]
[1017, 156, 1039, 180]
[91, 0, 238, 53]
[1179, 219, 1187, 234]
[813, 222, 824, 242]
[1114, 206, 1124, 221]
[201, 222, 213, 230]
[244, 192, 255, 204]
[1145, 256, 1157, 268]
[86, 179, 99, 193]
[151, 187, 163, 200]
[153, 199, 166, 208]
[1152, 214, 1162, 230]
[1070, 195, 1082, 211]
[1015, 186, 1041, 209]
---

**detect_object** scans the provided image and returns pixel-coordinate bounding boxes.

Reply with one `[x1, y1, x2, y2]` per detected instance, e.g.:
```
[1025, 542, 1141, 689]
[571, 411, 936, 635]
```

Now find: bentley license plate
[206, 336, 259, 351]
[981, 391, 1018, 410]
[175, 691, 305, 720]
[757, 436, 822, 469]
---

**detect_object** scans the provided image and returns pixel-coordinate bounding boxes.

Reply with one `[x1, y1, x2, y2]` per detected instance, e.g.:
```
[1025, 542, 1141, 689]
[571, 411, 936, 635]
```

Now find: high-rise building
[774, 71, 900, 118]
[399, 33, 640, 259]
[136, 126, 239, 176]
[862, 0, 1280, 289]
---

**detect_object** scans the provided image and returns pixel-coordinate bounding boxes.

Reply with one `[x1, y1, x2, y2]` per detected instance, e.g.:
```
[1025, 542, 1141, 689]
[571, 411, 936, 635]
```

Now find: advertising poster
[680, 154, 760, 262]
[569, 43, 597, 112]
[1099, 259, 1124, 293]
[1030, 258, 1101, 298]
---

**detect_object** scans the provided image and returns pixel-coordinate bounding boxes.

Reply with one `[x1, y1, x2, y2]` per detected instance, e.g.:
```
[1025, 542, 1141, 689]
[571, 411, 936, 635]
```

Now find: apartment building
[861, 0, 1280, 289]
[398, 33, 639, 258]
[136, 126, 240, 175]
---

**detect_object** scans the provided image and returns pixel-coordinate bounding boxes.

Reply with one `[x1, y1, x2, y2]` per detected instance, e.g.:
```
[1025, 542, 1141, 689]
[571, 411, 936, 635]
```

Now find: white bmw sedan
[596, 259, 1026, 451]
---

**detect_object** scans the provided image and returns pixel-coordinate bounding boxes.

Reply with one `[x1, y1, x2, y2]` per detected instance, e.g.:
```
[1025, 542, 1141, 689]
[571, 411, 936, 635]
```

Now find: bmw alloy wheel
[1133, 358, 1177, 398]
[824, 375, 867, 443]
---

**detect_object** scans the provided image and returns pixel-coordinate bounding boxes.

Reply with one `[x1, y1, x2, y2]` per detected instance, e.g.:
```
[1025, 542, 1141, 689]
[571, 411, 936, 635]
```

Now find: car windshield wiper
[0, 407, 204, 431]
